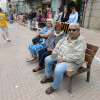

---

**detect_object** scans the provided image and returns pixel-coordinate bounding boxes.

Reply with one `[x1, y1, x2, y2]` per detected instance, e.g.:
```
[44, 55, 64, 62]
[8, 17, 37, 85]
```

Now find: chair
[66, 43, 99, 93]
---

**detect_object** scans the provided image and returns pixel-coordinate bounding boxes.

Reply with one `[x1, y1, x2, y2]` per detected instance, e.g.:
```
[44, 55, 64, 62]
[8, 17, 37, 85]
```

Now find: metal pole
[6, 0, 9, 16]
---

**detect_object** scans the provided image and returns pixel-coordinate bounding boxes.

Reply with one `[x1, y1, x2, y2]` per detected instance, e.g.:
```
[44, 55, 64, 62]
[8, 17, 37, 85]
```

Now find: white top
[56, 12, 63, 22]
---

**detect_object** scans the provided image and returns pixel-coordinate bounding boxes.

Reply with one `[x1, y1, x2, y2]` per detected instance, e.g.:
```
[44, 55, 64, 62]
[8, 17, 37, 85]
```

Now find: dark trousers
[38, 48, 52, 67]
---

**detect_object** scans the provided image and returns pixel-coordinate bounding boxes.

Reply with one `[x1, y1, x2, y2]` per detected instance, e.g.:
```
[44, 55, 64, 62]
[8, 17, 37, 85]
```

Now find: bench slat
[87, 43, 99, 52]
[66, 67, 87, 77]
[86, 49, 96, 57]
[85, 54, 93, 64]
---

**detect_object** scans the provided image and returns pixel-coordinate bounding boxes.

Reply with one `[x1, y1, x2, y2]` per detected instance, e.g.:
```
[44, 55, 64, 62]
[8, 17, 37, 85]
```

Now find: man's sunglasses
[69, 29, 78, 32]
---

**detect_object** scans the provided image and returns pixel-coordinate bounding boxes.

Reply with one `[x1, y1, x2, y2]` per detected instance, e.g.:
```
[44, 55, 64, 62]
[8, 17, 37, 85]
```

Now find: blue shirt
[67, 11, 78, 23]
[40, 27, 54, 34]
[40, 26, 54, 44]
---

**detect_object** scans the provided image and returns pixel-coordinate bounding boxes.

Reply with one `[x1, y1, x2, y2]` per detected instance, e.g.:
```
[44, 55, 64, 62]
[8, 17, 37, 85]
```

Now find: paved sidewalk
[0, 23, 100, 100]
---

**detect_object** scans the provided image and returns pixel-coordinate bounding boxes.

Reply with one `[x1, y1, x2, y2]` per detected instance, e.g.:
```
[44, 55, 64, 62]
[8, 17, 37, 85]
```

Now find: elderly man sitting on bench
[40, 23, 86, 95]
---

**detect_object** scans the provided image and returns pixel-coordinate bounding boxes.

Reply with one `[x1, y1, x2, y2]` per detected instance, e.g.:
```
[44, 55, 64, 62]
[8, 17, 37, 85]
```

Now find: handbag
[32, 36, 41, 44]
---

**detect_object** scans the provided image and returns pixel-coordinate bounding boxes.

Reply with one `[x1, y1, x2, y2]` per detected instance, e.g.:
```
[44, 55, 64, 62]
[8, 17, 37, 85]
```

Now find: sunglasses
[69, 29, 78, 32]
[56, 29, 61, 31]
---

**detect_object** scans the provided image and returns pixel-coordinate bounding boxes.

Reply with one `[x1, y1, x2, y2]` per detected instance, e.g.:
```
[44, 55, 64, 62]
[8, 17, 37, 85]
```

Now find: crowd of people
[0, 6, 87, 95]
[28, 7, 78, 30]
[4, 6, 79, 31]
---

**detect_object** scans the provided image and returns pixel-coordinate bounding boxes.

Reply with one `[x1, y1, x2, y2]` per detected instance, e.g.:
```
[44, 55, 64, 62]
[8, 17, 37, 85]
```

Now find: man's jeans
[45, 55, 67, 90]
[30, 19, 33, 27]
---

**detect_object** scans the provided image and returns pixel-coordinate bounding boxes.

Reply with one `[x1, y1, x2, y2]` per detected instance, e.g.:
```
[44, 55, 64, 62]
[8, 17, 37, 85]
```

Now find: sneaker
[7, 39, 11, 42]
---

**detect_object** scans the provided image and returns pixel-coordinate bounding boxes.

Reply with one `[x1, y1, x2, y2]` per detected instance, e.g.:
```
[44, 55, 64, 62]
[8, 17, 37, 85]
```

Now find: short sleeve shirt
[0, 13, 7, 28]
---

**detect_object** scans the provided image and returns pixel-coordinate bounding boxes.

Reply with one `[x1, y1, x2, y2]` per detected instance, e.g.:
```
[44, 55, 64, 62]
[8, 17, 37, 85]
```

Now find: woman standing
[61, 7, 69, 22]
[56, 8, 63, 22]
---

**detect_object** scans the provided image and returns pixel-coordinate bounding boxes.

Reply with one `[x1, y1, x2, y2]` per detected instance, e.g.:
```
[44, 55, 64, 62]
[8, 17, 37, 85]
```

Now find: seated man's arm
[52, 37, 65, 54]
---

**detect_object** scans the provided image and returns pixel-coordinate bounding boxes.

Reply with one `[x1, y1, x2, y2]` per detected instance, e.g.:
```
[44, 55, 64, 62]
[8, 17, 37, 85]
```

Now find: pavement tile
[0, 23, 100, 100]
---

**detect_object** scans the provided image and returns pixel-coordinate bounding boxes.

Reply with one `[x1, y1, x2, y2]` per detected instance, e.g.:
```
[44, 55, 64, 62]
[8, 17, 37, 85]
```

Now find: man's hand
[47, 47, 52, 52]
[57, 57, 64, 63]
[51, 53, 57, 59]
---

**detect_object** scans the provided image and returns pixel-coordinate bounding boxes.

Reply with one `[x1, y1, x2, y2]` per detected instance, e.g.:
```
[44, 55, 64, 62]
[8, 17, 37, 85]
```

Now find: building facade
[0, 0, 7, 12]
[84, 0, 100, 30]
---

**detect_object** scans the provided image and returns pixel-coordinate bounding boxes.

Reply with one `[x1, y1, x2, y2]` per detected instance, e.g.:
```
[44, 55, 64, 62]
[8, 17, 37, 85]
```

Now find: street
[0, 23, 100, 100]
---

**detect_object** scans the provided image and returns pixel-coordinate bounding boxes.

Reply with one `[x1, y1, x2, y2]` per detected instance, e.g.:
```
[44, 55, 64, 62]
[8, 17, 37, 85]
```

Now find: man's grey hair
[69, 23, 80, 29]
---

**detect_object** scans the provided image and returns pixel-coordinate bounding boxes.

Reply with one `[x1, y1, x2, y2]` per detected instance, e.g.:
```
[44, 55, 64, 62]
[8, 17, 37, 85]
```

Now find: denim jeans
[30, 19, 33, 27]
[45, 55, 67, 90]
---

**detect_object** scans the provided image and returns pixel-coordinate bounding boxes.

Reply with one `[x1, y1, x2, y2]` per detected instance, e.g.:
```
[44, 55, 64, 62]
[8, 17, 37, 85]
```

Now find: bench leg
[86, 65, 90, 82]
[86, 71, 90, 82]
[68, 77, 74, 94]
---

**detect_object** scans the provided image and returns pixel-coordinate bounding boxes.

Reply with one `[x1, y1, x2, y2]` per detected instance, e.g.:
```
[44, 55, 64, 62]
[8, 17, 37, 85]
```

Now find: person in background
[46, 8, 54, 19]
[0, 8, 11, 43]
[33, 10, 37, 18]
[45, 8, 50, 19]
[24, 13, 28, 24]
[40, 23, 86, 95]
[32, 22, 66, 72]
[31, 18, 38, 31]
[56, 8, 63, 22]
[67, 7, 78, 23]
[13, 13, 17, 22]
[61, 7, 69, 22]
[9, 12, 14, 24]
[29, 9, 36, 29]
[38, 10, 42, 28]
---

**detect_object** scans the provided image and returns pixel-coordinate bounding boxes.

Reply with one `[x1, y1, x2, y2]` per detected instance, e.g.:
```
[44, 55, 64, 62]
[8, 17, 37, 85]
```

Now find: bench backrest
[85, 43, 99, 64]
[54, 21, 70, 34]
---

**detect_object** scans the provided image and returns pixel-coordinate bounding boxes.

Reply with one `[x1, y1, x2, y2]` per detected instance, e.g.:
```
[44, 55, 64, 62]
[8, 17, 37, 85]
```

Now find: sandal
[26, 58, 31, 62]
[45, 86, 55, 95]
[26, 58, 36, 62]
[40, 76, 53, 83]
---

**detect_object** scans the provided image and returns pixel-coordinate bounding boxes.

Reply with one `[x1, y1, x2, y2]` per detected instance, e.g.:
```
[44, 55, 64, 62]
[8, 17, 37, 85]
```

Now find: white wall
[0, 0, 7, 12]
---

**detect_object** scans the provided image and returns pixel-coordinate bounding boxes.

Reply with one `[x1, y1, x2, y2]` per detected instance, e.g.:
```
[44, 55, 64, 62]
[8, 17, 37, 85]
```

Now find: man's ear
[78, 29, 80, 32]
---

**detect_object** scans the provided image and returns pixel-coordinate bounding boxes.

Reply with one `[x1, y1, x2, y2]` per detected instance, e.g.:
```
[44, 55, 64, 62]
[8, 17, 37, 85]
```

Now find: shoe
[32, 66, 45, 72]
[40, 76, 53, 83]
[45, 86, 55, 95]
[7, 39, 11, 42]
